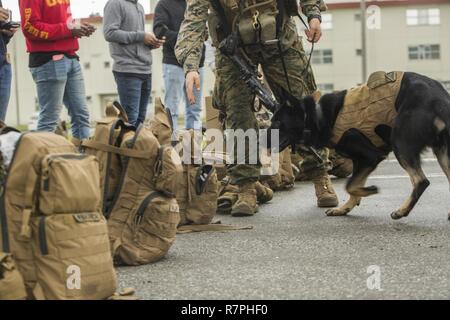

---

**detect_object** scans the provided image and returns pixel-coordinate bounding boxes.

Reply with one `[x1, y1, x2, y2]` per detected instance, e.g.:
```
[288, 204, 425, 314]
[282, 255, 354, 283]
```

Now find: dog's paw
[390, 210, 405, 220]
[325, 208, 350, 217]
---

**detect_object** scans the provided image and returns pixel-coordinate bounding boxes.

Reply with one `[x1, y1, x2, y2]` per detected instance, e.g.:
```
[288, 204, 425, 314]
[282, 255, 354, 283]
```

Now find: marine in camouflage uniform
[176, 0, 338, 216]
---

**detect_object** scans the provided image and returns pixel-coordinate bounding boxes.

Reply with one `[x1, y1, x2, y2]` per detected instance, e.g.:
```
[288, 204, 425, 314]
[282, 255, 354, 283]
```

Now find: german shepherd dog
[271, 72, 450, 219]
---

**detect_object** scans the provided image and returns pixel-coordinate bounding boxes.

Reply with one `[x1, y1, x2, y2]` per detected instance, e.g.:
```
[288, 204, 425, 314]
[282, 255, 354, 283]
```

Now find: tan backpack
[177, 130, 219, 226]
[205, 96, 227, 181]
[149, 99, 219, 227]
[148, 98, 174, 146]
[106, 125, 182, 265]
[0, 252, 27, 300]
[82, 103, 136, 216]
[84, 103, 182, 265]
[177, 164, 219, 226]
[0, 131, 116, 300]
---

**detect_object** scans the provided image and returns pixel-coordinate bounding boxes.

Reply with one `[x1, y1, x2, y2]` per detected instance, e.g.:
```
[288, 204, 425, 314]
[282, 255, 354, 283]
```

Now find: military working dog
[271, 71, 450, 219]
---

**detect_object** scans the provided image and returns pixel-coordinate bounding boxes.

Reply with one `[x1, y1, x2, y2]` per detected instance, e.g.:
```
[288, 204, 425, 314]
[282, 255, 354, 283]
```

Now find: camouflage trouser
[213, 38, 329, 185]
[295, 148, 331, 176]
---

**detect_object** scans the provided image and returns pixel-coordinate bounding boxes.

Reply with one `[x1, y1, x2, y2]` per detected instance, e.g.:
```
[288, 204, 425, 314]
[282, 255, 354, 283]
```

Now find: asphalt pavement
[117, 154, 450, 300]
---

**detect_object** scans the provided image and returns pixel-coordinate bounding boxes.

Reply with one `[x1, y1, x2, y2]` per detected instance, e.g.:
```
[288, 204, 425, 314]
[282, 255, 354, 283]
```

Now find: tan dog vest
[331, 71, 404, 148]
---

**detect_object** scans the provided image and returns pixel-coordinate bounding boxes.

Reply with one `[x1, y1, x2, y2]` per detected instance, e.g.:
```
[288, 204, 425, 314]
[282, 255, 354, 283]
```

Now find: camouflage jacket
[175, 0, 322, 74]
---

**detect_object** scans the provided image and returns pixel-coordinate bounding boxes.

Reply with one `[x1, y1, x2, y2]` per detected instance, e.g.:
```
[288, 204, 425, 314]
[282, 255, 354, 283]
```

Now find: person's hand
[81, 23, 96, 37]
[71, 26, 87, 38]
[71, 23, 96, 38]
[186, 71, 201, 105]
[0, 8, 9, 23]
[144, 32, 165, 48]
[1, 27, 18, 37]
[305, 18, 322, 43]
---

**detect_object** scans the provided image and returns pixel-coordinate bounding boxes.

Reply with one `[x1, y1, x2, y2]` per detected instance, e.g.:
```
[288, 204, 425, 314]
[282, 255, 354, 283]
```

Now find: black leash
[276, 8, 316, 100]
[297, 13, 316, 78]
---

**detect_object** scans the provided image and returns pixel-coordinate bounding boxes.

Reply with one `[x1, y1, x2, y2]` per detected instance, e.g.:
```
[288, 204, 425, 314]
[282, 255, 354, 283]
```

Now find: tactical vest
[209, 0, 289, 47]
[331, 71, 404, 148]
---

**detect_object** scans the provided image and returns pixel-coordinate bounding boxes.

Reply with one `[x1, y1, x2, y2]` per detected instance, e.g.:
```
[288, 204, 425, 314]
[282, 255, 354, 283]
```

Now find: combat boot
[217, 182, 239, 215]
[255, 181, 273, 204]
[312, 170, 339, 208]
[231, 182, 258, 217]
[329, 158, 353, 178]
[263, 174, 282, 191]
[329, 151, 353, 178]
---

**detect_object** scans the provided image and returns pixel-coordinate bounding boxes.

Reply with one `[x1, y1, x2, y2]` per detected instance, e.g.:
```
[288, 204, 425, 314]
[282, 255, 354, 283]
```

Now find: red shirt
[20, 0, 79, 55]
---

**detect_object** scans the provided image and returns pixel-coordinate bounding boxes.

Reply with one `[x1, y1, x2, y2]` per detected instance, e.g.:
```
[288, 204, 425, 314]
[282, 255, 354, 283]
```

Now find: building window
[318, 83, 334, 93]
[356, 49, 363, 56]
[104, 61, 111, 68]
[407, 8, 440, 26]
[312, 49, 333, 64]
[321, 13, 333, 30]
[408, 44, 440, 60]
[84, 62, 91, 70]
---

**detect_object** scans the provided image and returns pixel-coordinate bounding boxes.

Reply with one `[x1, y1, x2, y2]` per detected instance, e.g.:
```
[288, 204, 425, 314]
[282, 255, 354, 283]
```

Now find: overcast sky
[3, 0, 152, 20]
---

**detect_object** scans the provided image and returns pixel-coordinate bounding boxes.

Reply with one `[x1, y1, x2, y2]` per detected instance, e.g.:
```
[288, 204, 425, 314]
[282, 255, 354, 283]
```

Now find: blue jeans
[113, 72, 152, 127]
[30, 57, 91, 140]
[163, 64, 203, 131]
[0, 62, 12, 121]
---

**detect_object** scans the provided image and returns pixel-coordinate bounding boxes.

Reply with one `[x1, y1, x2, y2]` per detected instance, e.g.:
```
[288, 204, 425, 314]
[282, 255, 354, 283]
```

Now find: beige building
[5, 0, 450, 126]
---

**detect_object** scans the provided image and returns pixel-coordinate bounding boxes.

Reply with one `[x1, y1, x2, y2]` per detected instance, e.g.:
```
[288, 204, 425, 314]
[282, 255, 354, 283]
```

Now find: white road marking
[369, 173, 446, 180]
[386, 158, 437, 163]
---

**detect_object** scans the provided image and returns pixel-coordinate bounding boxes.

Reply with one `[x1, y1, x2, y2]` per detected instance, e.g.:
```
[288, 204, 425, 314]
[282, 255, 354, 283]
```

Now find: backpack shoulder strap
[82, 140, 153, 159]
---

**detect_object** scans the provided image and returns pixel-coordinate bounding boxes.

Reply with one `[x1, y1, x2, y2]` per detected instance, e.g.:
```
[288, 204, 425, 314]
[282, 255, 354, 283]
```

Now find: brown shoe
[329, 151, 353, 178]
[263, 174, 282, 191]
[217, 182, 239, 215]
[312, 170, 339, 208]
[255, 181, 273, 204]
[231, 182, 258, 217]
